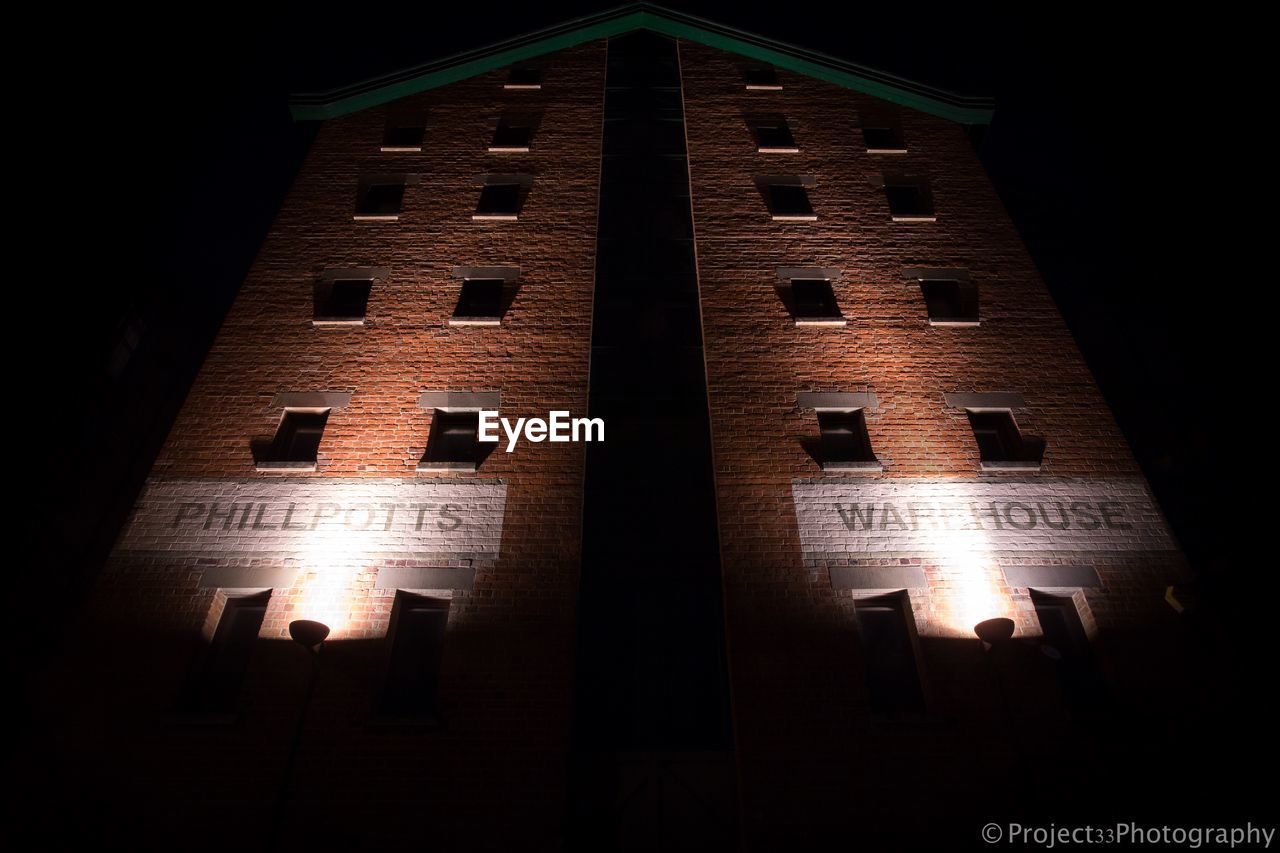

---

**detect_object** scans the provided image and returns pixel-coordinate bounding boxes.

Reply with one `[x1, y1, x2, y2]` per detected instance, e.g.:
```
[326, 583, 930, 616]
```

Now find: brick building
[34, 6, 1191, 851]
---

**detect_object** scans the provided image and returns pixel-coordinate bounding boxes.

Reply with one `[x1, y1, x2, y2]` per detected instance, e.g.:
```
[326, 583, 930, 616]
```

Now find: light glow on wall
[932, 545, 1011, 638]
[913, 489, 1012, 637]
[293, 535, 365, 638]
[792, 479, 1170, 637]
[117, 479, 510, 639]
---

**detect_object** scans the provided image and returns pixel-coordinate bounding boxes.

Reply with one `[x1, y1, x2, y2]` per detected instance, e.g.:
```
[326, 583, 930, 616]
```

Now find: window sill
[821, 460, 883, 474]
[503, 83, 541, 90]
[417, 461, 478, 473]
[928, 318, 980, 327]
[746, 84, 783, 91]
[449, 317, 502, 326]
[866, 147, 908, 155]
[313, 318, 366, 327]
[354, 214, 400, 222]
[380, 146, 422, 153]
[488, 146, 530, 153]
[891, 214, 937, 223]
[772, 214, 818, 222]
[795, 317, 847, 327]
[472, 213, 519, 221]
[980, 460, 1042, 474]
[256, 461, 318, 473]
[758, 146, 800, 154]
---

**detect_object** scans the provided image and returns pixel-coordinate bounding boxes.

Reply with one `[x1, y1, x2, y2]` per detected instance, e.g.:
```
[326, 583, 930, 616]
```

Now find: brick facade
[678, 41, 1187, 847]
[39, 32, 1189, 851]
[62, 41, 606, 850]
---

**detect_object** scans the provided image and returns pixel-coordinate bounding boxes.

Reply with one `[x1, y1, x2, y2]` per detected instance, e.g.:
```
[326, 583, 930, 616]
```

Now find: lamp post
[974, 617, 1031, 810]
[272, 619, 330, 838]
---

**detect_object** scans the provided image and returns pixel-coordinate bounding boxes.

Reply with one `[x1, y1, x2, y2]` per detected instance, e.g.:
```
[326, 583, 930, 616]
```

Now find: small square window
[382, 121, 425, 152]
[474, 183, 523, 220]
[789, 279, 844, 325]
[920, 279, 979, 326]
[258, 409, 329, 471]
[419, 410, 481, 471]
[490, 121, 533, 152]
[505, 67, 542, 89]
[379, 592, 449, 719]
[314, 278, 372, 325]
[450, 279, 505, 325]
[355, 179, 405, 220]
[855, 593, 926, 713]
[764, 183, 815, 220]
[750, 118, 797, 152]
[883, 180, 934, 221]
[967, 410, 1045, 471]
[744, 66, 781, 90]
[817, 409, 879, 471]
[863, 125, 906, 153]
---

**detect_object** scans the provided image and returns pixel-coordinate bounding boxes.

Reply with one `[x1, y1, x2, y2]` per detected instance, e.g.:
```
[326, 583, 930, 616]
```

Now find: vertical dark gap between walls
[568, 30, 736, 850]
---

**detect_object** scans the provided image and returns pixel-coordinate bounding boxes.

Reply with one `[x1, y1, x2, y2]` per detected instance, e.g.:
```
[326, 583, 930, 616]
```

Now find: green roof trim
[288, 4, 994, 124]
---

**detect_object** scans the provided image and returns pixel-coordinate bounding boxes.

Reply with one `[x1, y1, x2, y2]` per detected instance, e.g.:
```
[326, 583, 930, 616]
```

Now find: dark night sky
[30, 1, 1236, 624]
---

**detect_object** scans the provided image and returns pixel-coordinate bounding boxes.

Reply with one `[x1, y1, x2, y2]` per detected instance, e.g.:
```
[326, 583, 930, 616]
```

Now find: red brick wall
[50, 41, 606, 850]
[677, 40, 1186, 847]
[29, 33, 1194, 850]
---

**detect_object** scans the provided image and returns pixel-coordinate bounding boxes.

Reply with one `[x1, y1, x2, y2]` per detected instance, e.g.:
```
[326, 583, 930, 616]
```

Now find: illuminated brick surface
[63, 36, 1190, 849]
[81, 42, 606, 848]
[679, 41, 1187, 843]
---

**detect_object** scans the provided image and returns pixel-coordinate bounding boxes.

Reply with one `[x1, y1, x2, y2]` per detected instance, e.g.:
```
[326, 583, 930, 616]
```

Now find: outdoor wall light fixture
[288, 619, 330, 654]
[973, 617, 1015, 649]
